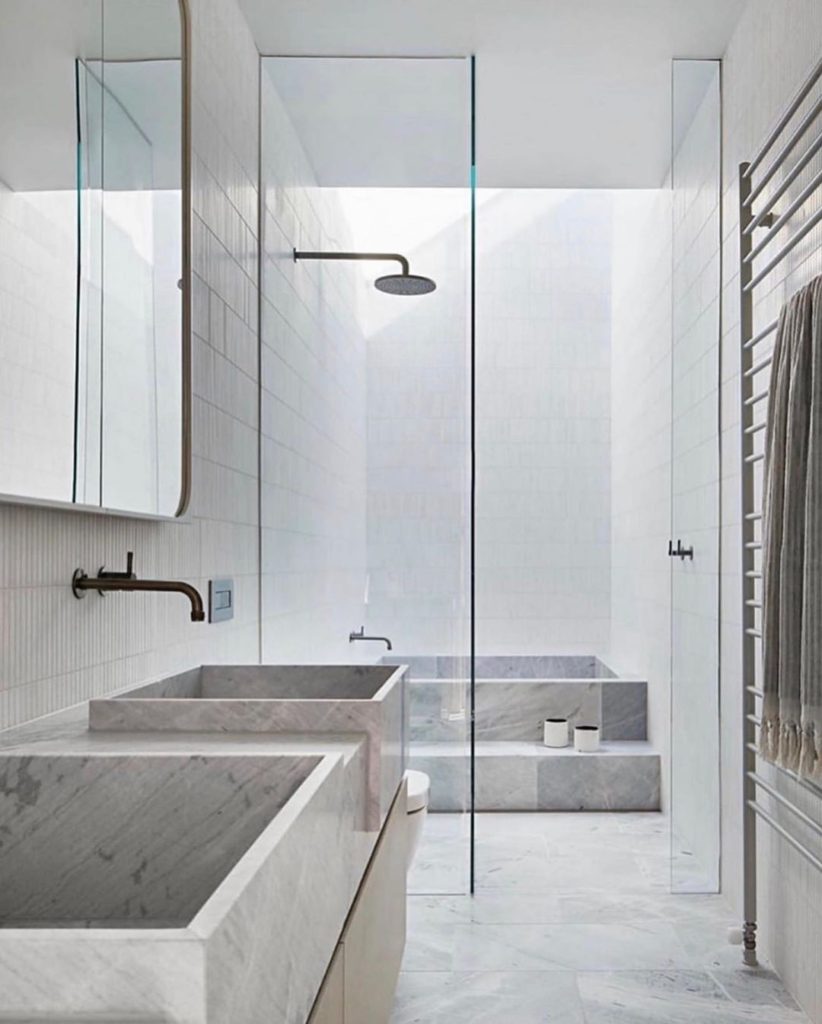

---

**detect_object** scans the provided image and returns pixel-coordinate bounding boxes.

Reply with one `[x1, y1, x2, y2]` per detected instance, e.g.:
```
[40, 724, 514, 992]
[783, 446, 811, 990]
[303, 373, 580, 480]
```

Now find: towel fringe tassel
[760, 714, 822, 779]
[799, 725, 822, 779]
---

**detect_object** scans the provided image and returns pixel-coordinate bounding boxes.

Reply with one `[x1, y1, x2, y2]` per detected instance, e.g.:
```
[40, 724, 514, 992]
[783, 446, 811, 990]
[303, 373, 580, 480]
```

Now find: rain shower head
[375, 273, 436, 296]
[293, 249, 437, 295]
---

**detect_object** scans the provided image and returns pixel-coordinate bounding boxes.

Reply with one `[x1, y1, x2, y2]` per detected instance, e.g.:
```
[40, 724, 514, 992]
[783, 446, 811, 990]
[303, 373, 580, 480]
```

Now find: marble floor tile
[391, 970, 585, 1024]
[408, 842, 468, 894]
[409, 891, 567, 925]
[474, 810, 562, 838]
[407, 894, 473, 927]
[478, 811, 667, 857]
[477, 850, 656, 893]
[408, 813, 471, 895]
[473, 830, 555, 891]
[396, 813, 811, 1024]
[557, 891, 733, 927]
[451, 921, 692, 972]
[468, 892, 565, 924]
[401, 920, 457, 972]
[420, 811, 472, 840]
[710, 968, 803, 1009]
[576, 970, 808, 1023]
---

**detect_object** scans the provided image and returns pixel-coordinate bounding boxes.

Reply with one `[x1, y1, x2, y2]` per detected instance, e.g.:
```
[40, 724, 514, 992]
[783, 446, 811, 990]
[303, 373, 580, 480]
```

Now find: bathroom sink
[0, 751, 318, 928]
[0, 749, 361, 1021]
[89, 664, 408, 829]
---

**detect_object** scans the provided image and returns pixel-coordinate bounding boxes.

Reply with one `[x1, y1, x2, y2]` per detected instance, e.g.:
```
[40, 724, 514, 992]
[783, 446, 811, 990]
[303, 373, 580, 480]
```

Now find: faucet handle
[98, 551, 137, 581]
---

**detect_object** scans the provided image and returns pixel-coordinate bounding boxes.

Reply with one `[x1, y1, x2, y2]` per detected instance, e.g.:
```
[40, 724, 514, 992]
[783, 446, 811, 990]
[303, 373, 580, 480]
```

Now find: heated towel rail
[739, 53, 822, 967]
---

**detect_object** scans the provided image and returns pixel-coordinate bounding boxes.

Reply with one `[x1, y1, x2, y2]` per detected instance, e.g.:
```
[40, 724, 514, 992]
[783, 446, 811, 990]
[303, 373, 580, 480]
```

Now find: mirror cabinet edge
[176, 0, 193, 519]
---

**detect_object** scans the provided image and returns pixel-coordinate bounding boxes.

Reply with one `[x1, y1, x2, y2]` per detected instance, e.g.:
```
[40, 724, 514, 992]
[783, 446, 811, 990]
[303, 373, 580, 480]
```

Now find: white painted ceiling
[263, 58, 471, 189]
[244, 0, 748, 188]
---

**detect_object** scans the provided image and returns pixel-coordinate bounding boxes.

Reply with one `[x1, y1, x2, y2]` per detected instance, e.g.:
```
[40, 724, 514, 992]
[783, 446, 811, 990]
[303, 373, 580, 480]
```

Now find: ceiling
[263, 58, 471, 189]
[244, 0, 748, 188]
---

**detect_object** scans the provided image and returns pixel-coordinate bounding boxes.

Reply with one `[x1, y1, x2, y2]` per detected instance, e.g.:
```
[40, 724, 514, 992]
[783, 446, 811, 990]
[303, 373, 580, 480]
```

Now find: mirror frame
[0, 0, 192, 520]
[177, 0, 192, 518]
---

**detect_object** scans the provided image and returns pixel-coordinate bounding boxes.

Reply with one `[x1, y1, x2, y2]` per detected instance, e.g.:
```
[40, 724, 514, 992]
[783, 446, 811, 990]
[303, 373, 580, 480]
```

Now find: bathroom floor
[392, 812, 810, 1023]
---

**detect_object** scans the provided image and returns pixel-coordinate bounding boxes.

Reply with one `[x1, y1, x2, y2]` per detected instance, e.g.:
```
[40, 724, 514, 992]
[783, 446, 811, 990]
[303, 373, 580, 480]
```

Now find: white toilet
[405, 769, 430, 870]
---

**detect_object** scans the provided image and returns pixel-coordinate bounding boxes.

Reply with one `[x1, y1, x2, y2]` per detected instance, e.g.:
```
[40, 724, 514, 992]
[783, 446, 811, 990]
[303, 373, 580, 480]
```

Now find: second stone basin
[89, 664, 408, 829]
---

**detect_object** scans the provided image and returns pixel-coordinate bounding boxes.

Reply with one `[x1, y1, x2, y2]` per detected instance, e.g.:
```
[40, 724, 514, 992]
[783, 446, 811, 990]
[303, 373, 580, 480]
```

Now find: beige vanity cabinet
[307, 944, 344, 1024]
[307, 781, 408, 1024]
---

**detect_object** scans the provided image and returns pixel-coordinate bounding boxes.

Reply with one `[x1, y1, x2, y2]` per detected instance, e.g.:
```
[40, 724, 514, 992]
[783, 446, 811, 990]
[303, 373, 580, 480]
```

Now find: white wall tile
[362, 191, 471, 657]
[259, 73, 368, 663]
[475, 190, 612, 656]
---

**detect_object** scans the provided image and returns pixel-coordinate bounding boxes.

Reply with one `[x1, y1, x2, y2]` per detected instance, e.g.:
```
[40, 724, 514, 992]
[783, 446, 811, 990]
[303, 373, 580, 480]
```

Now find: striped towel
[762, 274, 822, 780]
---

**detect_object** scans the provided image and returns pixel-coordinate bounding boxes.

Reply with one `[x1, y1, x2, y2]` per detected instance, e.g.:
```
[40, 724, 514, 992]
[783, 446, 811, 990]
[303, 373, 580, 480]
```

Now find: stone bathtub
[385, 655, 660, 812]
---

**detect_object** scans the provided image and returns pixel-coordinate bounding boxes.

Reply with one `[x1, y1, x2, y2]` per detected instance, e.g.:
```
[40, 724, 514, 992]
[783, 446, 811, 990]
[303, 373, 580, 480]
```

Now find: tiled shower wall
[0, 0, 261, 731]
[363, 192, 470, 656]
[476, 190, 612, 654]
[259, 72, 368, 663]
[719, 2, 822, 1019]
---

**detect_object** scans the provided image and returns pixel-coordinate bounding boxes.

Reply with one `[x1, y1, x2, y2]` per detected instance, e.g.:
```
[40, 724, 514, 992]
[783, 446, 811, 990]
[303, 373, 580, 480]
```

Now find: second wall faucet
[349, 626, 393, 651]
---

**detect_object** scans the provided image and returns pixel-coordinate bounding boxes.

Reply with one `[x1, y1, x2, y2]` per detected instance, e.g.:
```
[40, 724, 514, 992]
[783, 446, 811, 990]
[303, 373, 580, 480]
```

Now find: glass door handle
[668, 539, 694, 560]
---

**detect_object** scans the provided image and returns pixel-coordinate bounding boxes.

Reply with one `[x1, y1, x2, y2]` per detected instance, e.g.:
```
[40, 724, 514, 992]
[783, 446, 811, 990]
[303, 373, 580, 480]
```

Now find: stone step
[409, 740, 660, 813]
[409, 678, 648, 743]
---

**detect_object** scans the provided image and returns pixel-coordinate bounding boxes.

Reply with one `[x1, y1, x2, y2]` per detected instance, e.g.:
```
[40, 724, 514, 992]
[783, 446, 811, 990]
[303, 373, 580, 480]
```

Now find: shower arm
[293, 249, 410, 276]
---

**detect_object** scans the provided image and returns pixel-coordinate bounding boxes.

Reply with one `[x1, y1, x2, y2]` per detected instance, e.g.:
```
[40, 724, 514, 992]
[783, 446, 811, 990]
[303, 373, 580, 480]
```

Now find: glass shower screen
[259, 55, 475, 894]
[670, 59, 722, 893]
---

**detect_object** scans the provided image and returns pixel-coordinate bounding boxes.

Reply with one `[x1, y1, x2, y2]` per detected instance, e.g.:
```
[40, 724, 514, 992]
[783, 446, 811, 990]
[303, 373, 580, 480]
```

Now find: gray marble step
[410, 741, 660, 813]
[409, 678, 648, 743]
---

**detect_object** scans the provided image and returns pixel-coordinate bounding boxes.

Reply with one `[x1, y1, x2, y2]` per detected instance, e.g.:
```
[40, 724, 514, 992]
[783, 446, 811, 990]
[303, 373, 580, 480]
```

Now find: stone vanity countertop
[0, 699, 367, 765]
[0, 700, 384, 1024]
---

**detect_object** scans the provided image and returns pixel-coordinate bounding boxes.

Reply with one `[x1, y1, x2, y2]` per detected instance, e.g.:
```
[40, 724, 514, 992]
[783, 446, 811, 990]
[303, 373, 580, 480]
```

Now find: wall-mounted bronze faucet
[72, 552, 206, 622]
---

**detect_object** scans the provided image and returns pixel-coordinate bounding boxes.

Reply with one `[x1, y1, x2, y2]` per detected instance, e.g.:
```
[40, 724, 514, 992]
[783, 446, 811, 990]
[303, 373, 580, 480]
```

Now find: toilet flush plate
[209, 578, 234, 622]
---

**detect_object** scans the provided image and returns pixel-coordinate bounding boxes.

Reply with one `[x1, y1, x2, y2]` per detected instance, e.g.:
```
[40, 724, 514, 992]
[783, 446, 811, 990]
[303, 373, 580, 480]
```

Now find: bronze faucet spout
[72, 553, 206, 622]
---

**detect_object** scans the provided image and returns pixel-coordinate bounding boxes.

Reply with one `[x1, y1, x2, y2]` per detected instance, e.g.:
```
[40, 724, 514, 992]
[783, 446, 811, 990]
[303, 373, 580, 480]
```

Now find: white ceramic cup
[543, 718, 569, 748]
[574, 725, 601, 753]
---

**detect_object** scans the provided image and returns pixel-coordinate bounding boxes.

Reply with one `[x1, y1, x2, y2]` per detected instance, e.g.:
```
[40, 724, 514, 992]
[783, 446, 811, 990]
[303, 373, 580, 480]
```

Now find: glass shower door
[669, 59, 722, 893]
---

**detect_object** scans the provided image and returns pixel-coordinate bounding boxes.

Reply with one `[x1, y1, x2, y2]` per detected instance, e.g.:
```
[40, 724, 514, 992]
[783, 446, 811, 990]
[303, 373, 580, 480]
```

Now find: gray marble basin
[88, 664, 408, 829]
[0, 748, 367, 1021]
[0, 752, 317, 928]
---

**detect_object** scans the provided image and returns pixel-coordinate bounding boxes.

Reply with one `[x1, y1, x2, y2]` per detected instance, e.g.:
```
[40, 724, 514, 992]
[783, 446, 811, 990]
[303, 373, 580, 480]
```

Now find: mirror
[0, 0, 189, 517]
